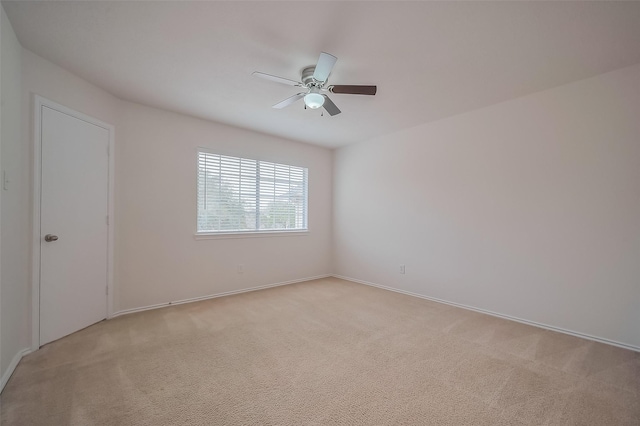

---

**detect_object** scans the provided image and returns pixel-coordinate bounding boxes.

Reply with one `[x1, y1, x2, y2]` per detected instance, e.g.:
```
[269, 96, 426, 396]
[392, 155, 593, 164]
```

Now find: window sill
[194, 230, 309, 240]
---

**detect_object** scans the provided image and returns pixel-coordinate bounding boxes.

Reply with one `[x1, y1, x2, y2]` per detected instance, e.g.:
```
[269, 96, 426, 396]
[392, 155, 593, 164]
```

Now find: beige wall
[1, 5, 27, 378]
[334, 64, 640, 349]
[115, 102, 333, 311]
[21, 49, 120, 126]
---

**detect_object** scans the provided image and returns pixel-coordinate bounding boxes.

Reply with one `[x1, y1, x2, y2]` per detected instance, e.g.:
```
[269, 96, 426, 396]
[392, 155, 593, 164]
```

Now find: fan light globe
[304, 92, 325, 109]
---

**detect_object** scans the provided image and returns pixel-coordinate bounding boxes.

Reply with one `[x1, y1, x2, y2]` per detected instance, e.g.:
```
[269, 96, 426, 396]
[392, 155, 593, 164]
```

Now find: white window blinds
[197, 151, 308, 233]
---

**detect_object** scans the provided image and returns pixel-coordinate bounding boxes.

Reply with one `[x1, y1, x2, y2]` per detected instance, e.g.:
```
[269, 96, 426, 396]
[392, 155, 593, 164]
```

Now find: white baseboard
[111, 274, 332, 318]
[333, 274, 640, 353]
[1, 348, 32, 394]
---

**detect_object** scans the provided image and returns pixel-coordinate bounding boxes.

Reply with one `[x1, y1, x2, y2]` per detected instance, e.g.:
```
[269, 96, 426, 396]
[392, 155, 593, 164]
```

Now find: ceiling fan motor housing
[301, 66, 321, 86]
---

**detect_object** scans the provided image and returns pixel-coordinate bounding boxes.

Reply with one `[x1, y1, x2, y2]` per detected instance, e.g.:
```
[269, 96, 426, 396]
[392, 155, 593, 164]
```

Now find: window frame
[195, 149, 309, 239]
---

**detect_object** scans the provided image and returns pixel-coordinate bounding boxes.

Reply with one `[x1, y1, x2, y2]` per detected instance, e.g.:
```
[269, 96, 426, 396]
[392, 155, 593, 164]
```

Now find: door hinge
[106, 215, 109, 225]
[106, 286, 109, 295]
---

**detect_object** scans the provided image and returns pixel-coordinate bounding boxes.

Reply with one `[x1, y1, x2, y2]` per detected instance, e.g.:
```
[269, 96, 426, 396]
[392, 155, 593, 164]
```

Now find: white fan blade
[253, 72, 302, 87]
[322, 95, 341, 116]
[273, 93, 306, 109]
[313, 52, 337, 82]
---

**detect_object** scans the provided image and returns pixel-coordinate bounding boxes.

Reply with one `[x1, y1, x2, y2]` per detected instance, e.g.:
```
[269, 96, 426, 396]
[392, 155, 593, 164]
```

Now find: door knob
[44, 234, 58, 242]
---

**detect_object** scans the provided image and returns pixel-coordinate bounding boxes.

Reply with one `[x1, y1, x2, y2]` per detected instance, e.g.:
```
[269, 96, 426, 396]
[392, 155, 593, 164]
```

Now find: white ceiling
[4, 1, 640, 148]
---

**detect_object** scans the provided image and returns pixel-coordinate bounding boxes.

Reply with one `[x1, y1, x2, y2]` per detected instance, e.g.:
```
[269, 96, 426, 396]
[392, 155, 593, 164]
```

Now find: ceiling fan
[253, 52, 377, 116]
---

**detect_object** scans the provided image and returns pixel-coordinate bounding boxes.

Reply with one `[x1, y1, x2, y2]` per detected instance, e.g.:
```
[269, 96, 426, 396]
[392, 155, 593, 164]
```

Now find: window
[197, 151, 308, 234]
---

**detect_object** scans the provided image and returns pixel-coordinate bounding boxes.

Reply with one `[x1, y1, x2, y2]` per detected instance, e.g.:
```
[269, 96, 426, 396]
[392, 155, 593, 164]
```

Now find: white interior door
[40, 105, 109, 346]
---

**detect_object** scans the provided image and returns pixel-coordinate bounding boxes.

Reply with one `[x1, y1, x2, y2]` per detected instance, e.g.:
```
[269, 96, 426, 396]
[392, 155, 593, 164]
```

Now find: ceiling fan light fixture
[304, 89, 325, 109]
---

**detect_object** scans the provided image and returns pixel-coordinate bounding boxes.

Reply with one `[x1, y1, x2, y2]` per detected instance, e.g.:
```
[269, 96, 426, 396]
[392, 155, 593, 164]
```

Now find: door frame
[31, 95, 115, 351]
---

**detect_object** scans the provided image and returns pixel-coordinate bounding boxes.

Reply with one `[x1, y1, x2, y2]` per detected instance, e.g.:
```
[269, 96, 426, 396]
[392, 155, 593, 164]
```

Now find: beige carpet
[1, 277, 638, 425]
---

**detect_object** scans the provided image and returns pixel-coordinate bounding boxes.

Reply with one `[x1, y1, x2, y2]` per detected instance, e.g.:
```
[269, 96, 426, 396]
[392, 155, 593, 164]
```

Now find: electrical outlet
[237, 264, 244, 274]
[400, 264, 405, 274]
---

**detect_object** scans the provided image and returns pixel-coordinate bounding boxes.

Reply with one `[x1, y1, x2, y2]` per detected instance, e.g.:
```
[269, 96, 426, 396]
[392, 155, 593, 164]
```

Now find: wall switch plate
[400, 264, 405, 274]
[237, 264, 244, 274]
